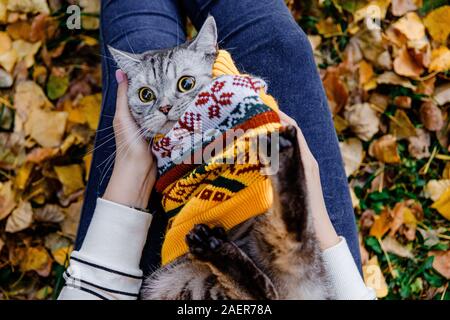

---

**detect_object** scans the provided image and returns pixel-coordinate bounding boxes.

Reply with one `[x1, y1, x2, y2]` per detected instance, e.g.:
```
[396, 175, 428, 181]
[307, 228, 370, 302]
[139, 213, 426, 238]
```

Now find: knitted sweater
[152, 51, 281, 265]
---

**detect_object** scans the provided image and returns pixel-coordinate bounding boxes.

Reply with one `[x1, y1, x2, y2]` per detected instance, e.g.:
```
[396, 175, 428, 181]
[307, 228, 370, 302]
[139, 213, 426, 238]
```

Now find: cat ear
[108, 45, 141, 74]
[188, 15, 217, 54]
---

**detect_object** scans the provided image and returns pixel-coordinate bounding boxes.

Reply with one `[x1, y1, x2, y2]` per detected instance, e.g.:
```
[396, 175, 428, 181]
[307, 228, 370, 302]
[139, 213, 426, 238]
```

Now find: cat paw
[186, 224, 227, 257]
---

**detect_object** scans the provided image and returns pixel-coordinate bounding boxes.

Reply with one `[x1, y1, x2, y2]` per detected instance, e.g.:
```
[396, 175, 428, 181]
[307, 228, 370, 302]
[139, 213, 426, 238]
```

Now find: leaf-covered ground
[0, 0, 449, 300]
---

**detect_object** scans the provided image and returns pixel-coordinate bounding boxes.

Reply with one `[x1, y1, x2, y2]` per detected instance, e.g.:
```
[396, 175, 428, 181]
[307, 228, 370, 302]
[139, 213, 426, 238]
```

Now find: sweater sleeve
[58, 198, 152, 300]
[322, 236, 376, 300]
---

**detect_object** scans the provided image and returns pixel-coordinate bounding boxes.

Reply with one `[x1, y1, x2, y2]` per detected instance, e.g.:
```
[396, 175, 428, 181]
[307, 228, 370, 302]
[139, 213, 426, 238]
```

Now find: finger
[277, 110, 314, 158]
[114, 70, 134, 122]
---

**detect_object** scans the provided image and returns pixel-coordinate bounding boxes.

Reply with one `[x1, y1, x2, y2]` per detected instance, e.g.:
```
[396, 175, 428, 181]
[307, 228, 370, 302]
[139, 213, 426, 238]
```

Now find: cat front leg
[186, 224, 278, 300]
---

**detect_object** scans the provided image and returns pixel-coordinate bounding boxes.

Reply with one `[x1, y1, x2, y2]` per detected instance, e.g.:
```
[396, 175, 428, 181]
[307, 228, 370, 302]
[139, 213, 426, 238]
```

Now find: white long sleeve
[58, 198, 375, 300]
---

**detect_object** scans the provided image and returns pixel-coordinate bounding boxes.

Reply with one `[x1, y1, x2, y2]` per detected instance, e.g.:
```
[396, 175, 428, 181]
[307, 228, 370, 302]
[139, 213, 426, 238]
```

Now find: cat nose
[159, 105, 172, 115]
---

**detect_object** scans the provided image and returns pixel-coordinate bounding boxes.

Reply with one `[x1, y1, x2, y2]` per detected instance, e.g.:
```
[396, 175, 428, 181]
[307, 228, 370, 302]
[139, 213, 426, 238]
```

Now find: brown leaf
[26, 147, 58, 163]
[434, 83, 450, 106]
[393, 96, 412, 108]
[363, 255, 388, 298]
[34, 204, 65, 223]
[381, 236, 414, 259]
[61, 199, 82, 240]
[392, 12, 425, 41]
[389, 109, 416, 139]
[408, 128, 430, 160]
[391, 0, 418, 16]
[376, 71, 416, 90]
[339, 138, 364, 177]
[429, 251, 450, 279]
[5, 201, 33, 233]
[323, 68, 348, 115]
[393, 46, 424, 78]
[360, 209, 375, 232]
[0, 31, 12, 54]
[369, 135, 401, 163]
[344, 103, 380, 141]
[420, 101, 444, 132]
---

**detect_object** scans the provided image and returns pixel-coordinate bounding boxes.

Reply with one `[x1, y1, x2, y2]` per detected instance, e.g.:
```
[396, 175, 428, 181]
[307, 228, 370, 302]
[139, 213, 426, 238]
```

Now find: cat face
[109, 16, 218, 138]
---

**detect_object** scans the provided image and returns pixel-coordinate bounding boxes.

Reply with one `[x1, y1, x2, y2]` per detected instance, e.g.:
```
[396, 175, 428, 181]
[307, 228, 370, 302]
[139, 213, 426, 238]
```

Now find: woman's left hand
[278, 110, 340, 251]
[103, 70, 157, 209]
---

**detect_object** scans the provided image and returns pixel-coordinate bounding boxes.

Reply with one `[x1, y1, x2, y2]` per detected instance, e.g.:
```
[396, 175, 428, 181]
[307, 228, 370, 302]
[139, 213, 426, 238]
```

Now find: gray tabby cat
[109, 16, 334, 300]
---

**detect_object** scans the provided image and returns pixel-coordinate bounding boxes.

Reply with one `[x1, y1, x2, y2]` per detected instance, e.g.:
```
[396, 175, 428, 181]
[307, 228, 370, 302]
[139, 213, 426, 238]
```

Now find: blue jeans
[77, 0, 361, 275]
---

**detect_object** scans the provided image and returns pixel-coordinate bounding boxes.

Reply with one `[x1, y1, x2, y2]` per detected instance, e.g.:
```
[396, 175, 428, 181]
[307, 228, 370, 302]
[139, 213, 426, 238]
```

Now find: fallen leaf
[0, 31, 12, 54]
[389, 109, 416, 139]
[376, 71, 416, 90]
[392, 12, 425, 41]
[339, 138, 364, 177]
[15, 162, 33, 189]
[34, 204, 65, 223]
[423, 5, 450, 43]
[5, 201, 33, 233]
[12, 39, 41, 68]
[429, 250, 450, 279]
[77, 93, 101, 129]
[52, 245, 72, 266]
[369, 93, 390, 112]
[381, 235, 415, 259]
[61, 200, 82, 240]
[0, 48, 18, 72]
[408, 128, 430, 159]
[434, 83, 450, 106]
[420, 101, 443, 132]
[359, 234, 369, 265]
[46, 69, 69, 100]
[393, 46, 424, 78]
[431, 187, 450, 220]
[24, 108, 68, 147]
[370, 209, 392, 238]
[359, 60, 374, 86]
[369, 134, 401, 163]
[0, 181, 16, 220]
[7, 0, 50, 14]
[344, 103, 380, 141]
[391, 0, 418, 16]
[317, 17, 343, 38]
[363, 255, 388, 298]
[424, 180, 450, 201]
[418, 227, 446, 247]
[323, 68, 348, 115]
[54, 164, 84, 196]
[429, 46, 450, 73]
[26, 147, 58, 163]
[0, 237, 4, 254]
[19, 246, 52, 277]
[393, 95, 412, 108]
[0, 68, 13, 88]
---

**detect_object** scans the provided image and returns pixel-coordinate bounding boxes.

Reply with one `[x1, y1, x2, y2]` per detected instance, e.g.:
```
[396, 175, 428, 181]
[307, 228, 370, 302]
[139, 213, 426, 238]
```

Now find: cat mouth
[158, 120, 177, 135]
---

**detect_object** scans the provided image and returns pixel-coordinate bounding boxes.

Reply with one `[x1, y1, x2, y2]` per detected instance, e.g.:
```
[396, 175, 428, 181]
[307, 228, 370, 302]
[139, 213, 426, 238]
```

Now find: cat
[109, 16, 334, 300]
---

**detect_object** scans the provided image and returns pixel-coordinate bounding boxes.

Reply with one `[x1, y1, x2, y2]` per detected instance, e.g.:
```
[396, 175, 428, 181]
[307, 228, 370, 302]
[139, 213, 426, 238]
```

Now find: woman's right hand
[102, 70, 157, 209]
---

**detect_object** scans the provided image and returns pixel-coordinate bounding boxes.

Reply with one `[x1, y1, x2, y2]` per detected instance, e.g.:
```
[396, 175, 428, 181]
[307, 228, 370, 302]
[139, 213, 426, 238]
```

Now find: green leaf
[365, 236, 382, 254]
[46, 73, 69, 100]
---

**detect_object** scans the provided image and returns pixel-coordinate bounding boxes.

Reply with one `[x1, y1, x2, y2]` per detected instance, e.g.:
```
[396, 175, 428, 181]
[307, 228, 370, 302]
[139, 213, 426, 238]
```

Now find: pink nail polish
[115, 69, 125, 83]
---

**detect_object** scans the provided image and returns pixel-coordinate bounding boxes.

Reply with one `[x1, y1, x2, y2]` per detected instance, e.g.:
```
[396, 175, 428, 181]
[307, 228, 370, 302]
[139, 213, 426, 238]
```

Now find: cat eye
[177, 76, 196, 92]
[138, 87, 155, 103]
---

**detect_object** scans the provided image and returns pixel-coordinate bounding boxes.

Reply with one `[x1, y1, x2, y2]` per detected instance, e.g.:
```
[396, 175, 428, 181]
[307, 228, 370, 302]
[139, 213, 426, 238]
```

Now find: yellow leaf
[54, 164, 84, 196]
[393, 46, 424, 78]
[370, 209, 391, 238]
[363, 255, 388, 298]
[78, 93, 101, 130]
[0, 48, 17, 72]
[12, 39, 41, 68]
[24, 108, 68, 147]
[0, 181, 16, 220]
[0, 31, 12, 54]
[5, 201, 33, 233]
[84, 153, 92, 180]
[431, 187, 450, 220]
[7, 0, 50, 14]
[20, 247, 52, 277]
[424, 5, 450, 43]
[429, 46, 450, 73]
[15, 162, 34, 189]
[52, 245, 73, 266]
[359, 60, 374, 86]
[317, 17, 343, 38]
[369, 134, 401, 163]
[389, 109, 416, 139]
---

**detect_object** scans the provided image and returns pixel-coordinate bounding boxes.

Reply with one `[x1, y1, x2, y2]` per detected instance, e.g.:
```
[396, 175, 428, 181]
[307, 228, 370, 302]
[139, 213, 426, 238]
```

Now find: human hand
[103, 70, 157, 209]
[278, 111, 340, 250]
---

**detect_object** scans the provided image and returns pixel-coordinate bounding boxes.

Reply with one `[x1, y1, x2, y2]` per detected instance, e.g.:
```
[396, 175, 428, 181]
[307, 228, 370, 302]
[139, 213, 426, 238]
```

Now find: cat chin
[155, 120, 177, 136]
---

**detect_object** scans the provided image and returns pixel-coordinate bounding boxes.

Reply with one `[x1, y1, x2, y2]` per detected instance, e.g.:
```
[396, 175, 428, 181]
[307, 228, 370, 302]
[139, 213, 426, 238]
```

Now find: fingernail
[115, 69, 125, 83]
